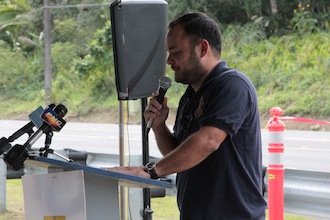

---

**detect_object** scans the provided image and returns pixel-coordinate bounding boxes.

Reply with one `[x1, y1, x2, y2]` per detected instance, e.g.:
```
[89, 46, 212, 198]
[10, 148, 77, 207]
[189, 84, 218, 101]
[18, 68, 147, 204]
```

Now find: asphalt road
[0, 120, 329, 173]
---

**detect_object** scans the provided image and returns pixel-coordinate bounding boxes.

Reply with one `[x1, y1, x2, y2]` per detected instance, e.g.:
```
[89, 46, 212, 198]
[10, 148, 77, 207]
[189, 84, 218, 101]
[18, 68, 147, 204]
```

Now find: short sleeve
[200, 72, 253, 138]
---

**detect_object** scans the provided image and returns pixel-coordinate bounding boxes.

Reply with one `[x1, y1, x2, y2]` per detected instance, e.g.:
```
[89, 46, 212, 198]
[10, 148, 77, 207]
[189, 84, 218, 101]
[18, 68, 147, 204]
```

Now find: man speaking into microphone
[105, 12, 266, 219]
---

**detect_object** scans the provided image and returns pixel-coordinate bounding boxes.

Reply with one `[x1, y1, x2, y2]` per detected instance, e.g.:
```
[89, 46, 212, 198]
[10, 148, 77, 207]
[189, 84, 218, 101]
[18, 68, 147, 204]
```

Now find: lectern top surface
[25, 156, 174, 189]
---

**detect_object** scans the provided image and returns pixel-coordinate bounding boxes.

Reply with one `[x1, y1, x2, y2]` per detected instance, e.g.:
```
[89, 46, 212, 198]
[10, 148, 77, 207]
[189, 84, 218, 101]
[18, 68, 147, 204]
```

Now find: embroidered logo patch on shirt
[194, 96, 204, 118]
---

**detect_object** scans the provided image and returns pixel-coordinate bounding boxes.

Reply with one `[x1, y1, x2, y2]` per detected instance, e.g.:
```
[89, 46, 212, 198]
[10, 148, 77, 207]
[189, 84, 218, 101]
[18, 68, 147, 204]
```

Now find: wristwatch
[144, 162, 159, 179]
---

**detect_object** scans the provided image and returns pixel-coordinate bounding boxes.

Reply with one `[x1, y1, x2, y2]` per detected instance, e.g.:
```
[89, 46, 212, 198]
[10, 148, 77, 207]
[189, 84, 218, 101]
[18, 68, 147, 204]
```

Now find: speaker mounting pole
[141, 97, 153, 220]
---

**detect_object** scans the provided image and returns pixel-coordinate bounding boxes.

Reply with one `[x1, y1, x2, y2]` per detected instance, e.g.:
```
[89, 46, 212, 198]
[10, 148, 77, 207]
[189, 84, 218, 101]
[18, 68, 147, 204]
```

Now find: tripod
[37, 130, 73, 162]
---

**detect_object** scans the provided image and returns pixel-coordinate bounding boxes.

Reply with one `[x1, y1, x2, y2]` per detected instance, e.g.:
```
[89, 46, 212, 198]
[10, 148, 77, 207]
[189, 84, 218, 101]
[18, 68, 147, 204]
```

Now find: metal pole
[43, 0, 52, 106]
[119, 100, 129, 220]
[141, 98, 153, 220]
[0, 158, 6, 212]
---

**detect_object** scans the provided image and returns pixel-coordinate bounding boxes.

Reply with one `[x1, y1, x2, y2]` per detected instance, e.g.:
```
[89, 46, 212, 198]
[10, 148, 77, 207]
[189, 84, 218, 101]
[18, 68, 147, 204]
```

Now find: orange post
[267, 107, 285, 220]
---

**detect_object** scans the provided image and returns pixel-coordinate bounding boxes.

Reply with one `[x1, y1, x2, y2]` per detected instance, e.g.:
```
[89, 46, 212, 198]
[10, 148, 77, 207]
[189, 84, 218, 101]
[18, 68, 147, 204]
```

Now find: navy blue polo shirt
[173, 61, 267, 220]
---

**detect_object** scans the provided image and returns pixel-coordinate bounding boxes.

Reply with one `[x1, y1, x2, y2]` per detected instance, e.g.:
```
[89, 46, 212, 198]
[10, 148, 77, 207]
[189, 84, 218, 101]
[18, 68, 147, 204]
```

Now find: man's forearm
[153, 124, 177, 156]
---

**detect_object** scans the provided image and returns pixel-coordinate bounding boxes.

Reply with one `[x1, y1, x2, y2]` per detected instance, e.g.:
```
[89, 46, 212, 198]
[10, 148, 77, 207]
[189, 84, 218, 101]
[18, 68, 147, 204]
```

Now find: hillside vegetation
[0, 1, 329, 130]
[223, 29, 330, 118]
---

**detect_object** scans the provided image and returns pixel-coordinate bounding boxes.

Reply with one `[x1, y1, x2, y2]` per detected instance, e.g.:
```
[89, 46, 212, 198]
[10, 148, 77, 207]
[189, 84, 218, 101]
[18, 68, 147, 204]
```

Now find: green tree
[0, 0, 37, 51]
[74, 20, 115, 102]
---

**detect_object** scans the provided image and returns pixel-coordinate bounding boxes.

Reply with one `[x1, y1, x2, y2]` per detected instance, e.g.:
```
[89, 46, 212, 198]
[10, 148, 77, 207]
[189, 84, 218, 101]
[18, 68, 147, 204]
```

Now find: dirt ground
[67, 108, 330, 131]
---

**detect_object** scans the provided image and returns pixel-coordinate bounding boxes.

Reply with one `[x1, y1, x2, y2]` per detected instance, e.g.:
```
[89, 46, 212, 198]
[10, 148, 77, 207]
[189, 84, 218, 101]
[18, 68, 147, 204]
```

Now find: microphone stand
[141, 97, 153, 220]
[38, 130, 72, 162]
[17, 123, 72, 162]
[3, 104, 71, 170]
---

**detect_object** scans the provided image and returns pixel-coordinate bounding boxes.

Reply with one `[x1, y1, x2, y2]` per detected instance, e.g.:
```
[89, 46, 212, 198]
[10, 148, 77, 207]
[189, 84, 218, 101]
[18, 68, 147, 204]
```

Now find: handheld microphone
[0, 121, 34, 156]
[0, 106, 44, 155]
[22, 104, 67, 149]
[4, 104, 67, 170]
[146, 76, 172, 134]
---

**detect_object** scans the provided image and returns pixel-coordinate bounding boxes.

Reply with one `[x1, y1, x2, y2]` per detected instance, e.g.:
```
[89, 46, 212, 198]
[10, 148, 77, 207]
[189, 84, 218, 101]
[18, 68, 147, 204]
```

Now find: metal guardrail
[264, 168, 330, 219]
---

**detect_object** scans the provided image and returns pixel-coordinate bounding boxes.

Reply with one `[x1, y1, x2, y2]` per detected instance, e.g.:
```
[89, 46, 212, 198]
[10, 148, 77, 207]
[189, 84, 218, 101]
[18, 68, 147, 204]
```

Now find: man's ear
[199, 39, 209, 57]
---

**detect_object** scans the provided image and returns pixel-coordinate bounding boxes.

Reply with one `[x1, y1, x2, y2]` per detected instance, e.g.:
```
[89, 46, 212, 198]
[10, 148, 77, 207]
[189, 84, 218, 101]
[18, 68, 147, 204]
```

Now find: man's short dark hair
[169, 12, 222, 57]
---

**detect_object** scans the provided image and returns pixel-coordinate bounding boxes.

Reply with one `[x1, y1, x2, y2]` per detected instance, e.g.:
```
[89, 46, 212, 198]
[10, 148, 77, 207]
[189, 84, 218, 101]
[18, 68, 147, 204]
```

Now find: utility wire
[42, 2, 113, 9]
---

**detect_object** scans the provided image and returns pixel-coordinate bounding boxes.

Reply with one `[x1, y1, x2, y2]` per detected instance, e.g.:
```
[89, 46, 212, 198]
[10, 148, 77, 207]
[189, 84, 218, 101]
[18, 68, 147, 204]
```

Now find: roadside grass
[0, 179, 24, 220]
[1, 179, 314, 220]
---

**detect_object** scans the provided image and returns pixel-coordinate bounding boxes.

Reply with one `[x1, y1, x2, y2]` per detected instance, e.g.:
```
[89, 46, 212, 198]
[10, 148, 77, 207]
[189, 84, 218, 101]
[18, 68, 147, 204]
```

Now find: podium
[22, 157, 174, 220]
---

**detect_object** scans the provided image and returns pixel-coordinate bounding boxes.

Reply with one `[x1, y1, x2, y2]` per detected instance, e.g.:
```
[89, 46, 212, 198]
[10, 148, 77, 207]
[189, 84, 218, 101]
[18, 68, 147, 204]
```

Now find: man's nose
[167, 55, 173, 65]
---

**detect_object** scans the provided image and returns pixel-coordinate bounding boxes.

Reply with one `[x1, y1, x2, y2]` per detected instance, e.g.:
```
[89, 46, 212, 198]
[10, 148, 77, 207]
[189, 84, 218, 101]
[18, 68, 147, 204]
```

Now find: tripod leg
[52, 151, 73, 162]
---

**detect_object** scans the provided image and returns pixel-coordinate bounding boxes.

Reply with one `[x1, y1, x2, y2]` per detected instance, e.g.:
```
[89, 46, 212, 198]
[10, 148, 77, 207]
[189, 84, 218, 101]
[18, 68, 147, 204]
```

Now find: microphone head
[159, 76, 172, 90]
[54, 104, 68, 118]
[41, 104, 67, 132]
[48, 103, 57, 110]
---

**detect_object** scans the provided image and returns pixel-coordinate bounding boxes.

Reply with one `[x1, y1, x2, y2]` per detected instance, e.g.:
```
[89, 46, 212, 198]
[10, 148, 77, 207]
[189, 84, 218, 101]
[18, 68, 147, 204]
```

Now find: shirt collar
[186, 60, 229, 96]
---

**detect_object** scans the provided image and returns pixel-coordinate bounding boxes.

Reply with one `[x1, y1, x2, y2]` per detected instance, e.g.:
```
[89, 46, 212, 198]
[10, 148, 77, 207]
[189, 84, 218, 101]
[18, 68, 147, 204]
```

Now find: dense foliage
[0, 0, 329, 120]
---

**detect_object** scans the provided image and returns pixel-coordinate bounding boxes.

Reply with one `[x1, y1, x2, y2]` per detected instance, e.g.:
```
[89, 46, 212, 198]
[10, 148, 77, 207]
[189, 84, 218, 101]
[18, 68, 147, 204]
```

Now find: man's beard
[175, 51, 205, 85]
